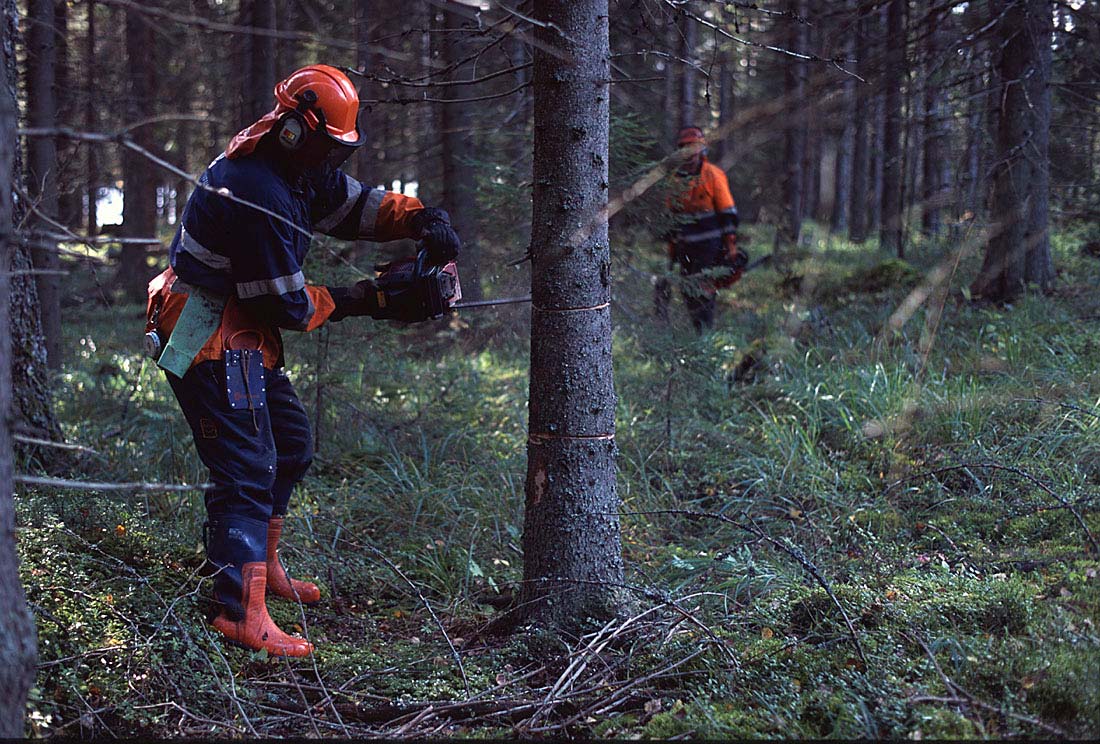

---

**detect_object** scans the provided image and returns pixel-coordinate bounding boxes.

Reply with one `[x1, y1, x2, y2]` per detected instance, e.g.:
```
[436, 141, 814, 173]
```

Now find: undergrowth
[15, 222, 1100, 738]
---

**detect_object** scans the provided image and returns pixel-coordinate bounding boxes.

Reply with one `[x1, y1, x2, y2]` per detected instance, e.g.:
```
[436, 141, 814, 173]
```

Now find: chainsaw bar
[452, 255, 773, 310]
[452, 295, 532, 309]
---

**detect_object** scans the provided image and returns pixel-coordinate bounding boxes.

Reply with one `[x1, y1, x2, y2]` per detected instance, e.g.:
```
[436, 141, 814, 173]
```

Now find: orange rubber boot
[211, 562, 314, 657]
[266, 517, 322, 604]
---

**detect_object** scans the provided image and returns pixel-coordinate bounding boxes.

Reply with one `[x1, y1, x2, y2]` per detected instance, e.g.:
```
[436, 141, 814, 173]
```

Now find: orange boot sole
[210, 562, 314, 657]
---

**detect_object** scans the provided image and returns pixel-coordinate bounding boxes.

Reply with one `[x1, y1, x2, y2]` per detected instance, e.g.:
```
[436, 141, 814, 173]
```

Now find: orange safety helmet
[226, 64, 366, 164]
[676, 126, 706, 148]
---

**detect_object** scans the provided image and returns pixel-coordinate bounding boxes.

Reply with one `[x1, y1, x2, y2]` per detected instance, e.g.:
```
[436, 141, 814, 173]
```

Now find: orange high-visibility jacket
[668, 158, 739, 268]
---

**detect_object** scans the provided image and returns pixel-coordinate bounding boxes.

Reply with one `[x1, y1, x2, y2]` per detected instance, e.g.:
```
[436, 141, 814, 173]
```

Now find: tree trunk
[921, 5, 949, 236]
[959, 57, 986, 230]
[779, 0, 808, 249]
[1, 4, 41, 734]
[848, 12, 870, 242]
[714, 52, 733, 164]
[662, 16, 677, 145]
[440, 6, 482, 300]
[248, 0, 275, 121]
[869, 86, 885, 233]
[54, 0, 79, 230]
[521, 0, 625, 628]
[972, 0, 1054, 300]
[1024, 1, 1053, 288]
[677, 11, 697, 127]
[84, 0, 97, 236]
[879, 0, 905, 257]
[24, 0, 62, 367]
[117, 5, 158, 303]
[830, 1, 855, 235]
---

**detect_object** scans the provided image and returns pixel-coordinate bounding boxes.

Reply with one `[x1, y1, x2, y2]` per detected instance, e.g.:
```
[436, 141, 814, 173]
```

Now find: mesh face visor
[300, 108, 366, 170]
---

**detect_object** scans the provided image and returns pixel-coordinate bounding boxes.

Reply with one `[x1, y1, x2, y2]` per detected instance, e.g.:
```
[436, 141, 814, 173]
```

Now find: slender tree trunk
[879, 0, 905, 257]
[521, 0, 625, 628]
[715, 52, 733, 164]
[805, 116, 822, 221]
[870, 87, 885, 233]
[662, 16, 677, 144]
[440, 6, 482, 300]
[54, 0, 79, 230]
[849, 13, 870, 242]
[830, 1, 856, 234]
[117, 3, 158, 303]
[959, 54, 986, 231]
[678, 11, 697, 127]
[248, 0, 276, 121]
[971, 0, 1054, 301]
[921, 6, 948, 236]
[779, 0, 808, 249]
[1, 4, 41, 733]
[1024, 1, 1053, 287]
[84, 0, 97, 236]
[24, 0, 62, 367]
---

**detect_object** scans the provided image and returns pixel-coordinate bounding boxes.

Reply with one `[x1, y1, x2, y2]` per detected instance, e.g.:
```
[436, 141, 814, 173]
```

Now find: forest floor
[15, 223, 1100, 739]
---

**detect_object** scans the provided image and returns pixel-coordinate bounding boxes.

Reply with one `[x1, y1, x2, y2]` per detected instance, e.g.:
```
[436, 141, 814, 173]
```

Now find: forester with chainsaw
[655, 126, 745, 332]
[145, 65, 462, 657]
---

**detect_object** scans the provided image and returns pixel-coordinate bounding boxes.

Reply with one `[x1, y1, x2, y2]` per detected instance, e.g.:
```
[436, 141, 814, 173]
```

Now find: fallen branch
[14, 474, 211, 492]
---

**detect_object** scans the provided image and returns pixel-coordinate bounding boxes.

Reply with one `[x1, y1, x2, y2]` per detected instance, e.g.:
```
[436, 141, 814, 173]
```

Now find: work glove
[412, 207, 461, 266]
[328, 273, 436, 323]
[327, 279, 380, 321]
[723, 234, 748, 271]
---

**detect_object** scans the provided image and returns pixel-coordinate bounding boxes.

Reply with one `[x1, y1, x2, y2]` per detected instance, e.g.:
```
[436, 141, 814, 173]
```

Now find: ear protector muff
[275, 89, 320, 151]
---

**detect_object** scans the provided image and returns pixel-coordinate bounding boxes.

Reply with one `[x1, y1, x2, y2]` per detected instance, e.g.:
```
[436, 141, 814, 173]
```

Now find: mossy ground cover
[16, 223, 1100, 738]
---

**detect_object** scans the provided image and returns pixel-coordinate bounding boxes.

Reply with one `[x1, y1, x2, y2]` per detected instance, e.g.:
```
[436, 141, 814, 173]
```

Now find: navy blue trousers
[168, 359, 313, 522]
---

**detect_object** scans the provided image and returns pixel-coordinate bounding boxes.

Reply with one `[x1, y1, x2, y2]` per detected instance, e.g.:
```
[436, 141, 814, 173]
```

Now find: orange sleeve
[303, 285, 337, 331]
[709, 165, 735, 214]
[370, 192, 425, 242]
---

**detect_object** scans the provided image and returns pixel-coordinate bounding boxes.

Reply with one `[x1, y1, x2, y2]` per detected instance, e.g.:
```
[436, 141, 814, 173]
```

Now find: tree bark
[879, 0, 905, 257]
[520, 0, 625, 628]
[246, 0, 276, 122]
[24, 0, 62, 367]
[779, 0, 808, 249]
[972, 0, 1054, 300]
[848, 12, 870, 242]
[714, 51, 733, 165]
[1024, 1, 1053, 287]
[921, 5, 949, 236]
[117, 4, 158, 303]
[677, 11, 697, 127]
[53, 0, 80, 230]
[1, 3, 41, 734]
[84, 0, 97, 236]
[830, 1, 856, 234]
[440, 6, 482, 300]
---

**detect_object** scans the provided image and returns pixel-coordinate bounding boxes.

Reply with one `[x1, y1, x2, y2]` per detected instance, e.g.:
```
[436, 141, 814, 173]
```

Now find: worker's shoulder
[202, 153, 293, 208]
[700, 160, 730, 183]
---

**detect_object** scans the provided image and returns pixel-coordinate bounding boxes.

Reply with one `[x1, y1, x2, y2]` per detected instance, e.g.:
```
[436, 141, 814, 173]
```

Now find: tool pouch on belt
[146, 267, 228, 379]
[157, 287, 227, 378]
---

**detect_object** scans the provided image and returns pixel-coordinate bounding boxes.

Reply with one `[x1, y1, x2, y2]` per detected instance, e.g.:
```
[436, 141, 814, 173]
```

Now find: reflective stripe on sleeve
[358, 188, 385, 240]
[680, 228, 724, 243]
[179, 227, 231, 270]
[236, 271, 306, 299]
[314, 175, 363, 232]
[719, 206, 738, 216]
